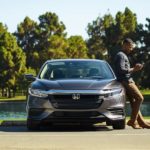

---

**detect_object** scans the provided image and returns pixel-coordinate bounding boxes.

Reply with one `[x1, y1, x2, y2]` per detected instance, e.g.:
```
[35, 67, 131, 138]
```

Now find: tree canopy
[14, 12, 88, 72]
[86, 7, 150, 87]
[0, 23, 26, 97]
[0, 8, 150, 97]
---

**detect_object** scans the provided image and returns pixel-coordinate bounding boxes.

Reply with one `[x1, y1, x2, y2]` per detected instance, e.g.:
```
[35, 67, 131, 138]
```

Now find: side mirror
[24, 74, 36, 81]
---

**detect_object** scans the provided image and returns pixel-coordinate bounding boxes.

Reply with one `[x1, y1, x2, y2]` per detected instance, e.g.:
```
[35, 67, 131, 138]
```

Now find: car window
[39, 61, 115, 80]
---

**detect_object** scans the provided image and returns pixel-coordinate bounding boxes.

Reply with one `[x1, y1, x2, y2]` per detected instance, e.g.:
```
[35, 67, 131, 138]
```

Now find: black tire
[106, 120, 112, 126]
[112, 119, 126, 130]
[27, 119, 40, 130]
[80, 123, 94, 128]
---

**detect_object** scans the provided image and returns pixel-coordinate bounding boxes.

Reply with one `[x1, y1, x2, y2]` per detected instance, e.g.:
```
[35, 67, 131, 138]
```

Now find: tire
[106, 120, 112, 126]
[80, 123, 94, 128]
[27, 119, 40, 130]
[112, 119, 126, 130]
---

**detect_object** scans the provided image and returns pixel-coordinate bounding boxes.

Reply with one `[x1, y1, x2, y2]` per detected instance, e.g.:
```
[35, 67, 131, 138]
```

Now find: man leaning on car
[114, 38, 150, 129]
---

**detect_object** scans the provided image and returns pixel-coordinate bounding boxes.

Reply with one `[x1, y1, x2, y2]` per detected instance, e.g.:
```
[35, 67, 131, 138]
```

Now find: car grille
[52, 111, 100, 118]
[49, 94, 103, 109]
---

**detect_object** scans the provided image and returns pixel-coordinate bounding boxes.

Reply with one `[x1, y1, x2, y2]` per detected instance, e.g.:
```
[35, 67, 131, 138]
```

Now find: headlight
[100, 88, 122, 97]
[28, 88, 48, 98]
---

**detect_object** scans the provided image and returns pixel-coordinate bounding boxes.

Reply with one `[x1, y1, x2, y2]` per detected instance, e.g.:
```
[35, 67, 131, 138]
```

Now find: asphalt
[0, 123, 150, 150]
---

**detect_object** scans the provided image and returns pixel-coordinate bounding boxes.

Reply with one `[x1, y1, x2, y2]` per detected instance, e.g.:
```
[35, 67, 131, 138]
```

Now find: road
[0, 124, 150, 150]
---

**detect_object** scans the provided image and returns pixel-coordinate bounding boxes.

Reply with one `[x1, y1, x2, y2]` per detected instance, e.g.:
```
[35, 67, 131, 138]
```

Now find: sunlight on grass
[141, 89, 150, 95]
[126, 116, 150, 120]
[0, 96, 26, 101]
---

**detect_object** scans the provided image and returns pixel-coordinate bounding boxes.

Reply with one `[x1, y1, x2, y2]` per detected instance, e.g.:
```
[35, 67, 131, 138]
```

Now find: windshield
[39, 60, 115, 80]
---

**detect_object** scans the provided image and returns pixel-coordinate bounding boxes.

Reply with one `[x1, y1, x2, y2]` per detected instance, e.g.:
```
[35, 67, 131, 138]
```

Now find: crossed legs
[129, 99, 150, 128]
[122, 81, 150, 129]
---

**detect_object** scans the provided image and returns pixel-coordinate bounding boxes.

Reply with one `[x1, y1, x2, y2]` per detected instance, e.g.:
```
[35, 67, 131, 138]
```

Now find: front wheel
[27, 119, 40, 130]
[112, 119, 126, 130]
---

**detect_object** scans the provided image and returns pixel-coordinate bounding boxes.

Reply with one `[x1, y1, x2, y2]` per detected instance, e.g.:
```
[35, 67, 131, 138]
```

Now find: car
[25, 59, 126, 130]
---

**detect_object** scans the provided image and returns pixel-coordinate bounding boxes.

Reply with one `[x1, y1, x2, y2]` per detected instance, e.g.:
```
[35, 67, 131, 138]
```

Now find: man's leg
[122, 82, 143, 128]
[127, 95, 150, 128]
[137, 111, 150, 128]
[127, 83, 145, 123]
[124, 83, 150, 128]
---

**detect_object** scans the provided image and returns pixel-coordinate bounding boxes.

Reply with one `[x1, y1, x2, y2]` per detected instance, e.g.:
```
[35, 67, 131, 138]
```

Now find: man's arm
[116, 54, 129, 74]
[128, 64, 143, 73]
[116, 54, 143, 74]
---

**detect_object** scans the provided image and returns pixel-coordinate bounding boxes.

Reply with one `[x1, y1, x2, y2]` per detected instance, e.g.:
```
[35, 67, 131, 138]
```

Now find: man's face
[124, 42, 134, 54]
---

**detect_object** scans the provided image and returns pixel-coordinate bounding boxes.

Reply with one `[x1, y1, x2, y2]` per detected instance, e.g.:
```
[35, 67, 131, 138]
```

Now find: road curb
[0, 121, 26, 126]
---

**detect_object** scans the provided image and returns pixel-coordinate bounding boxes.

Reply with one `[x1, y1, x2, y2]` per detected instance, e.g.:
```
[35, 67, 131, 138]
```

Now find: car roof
[45, 59, 106, 63]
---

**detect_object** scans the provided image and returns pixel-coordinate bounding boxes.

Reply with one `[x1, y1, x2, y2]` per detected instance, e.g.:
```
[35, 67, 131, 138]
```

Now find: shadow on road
[0, 124, 113, 132]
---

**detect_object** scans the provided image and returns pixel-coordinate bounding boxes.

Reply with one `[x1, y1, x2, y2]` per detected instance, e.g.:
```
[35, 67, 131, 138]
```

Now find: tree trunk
[13, 89, 16, 97]
[2, 88, 5, 97]
[8, 88, 11, 98]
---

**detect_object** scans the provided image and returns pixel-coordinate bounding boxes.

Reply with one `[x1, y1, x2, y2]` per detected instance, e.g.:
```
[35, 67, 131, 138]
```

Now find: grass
[126, 116, 150, 120]
[140, 90, 150, 101]
[0, 118, 26, 125]
[0, 120, 3, 124]
[141, 89, 150, 95]
[0, 118, 26, 122]
[0, 95, 26, 101]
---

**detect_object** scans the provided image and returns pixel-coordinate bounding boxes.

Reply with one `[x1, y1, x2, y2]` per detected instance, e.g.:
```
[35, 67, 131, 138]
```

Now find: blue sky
[0, 0, 149, 39]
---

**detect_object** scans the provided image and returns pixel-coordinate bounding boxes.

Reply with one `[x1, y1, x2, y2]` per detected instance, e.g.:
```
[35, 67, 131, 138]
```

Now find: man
[114, 38, 150, 129]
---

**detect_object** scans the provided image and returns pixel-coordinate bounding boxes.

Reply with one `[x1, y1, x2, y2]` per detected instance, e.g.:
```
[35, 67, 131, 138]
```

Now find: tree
[104, 7, 137, 61]
[14, 17, 38, 68]
[40, 35, 68, 63]
[135, 18, 150, 88]
[38, 12, 66, 37]
[86, 14, 114, 59]
[14, 12, 67, 71]
[17, 67, 36, 95]
[86, 7, 137, 61]
[66, 36, 88, 58]
[0, 23, 26, 97]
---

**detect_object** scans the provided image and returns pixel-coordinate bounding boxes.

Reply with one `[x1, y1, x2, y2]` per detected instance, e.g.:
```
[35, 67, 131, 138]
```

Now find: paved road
[0, 124, 150, 150]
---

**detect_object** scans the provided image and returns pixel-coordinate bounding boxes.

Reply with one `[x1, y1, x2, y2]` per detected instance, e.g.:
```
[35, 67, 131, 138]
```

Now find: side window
[102, 63, 114, 79]
[40, 64, 48, 79]
[40, 64, 53, 79]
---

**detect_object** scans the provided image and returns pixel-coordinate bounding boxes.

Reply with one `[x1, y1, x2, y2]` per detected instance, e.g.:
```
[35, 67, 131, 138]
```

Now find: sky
[0, 0, 150, 39]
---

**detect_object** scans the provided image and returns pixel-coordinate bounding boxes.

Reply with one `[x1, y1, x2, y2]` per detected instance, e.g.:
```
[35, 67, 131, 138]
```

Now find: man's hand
[133, 63, 143, 72]
[129, 63, 143, 73]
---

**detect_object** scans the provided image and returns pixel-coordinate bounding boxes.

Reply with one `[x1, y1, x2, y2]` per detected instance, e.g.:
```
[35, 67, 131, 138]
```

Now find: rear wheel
[112, 119, 126, 129]
[27, 119, 40, 130]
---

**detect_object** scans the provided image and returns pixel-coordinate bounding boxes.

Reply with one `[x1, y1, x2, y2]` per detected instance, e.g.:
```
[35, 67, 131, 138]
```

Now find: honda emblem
[72, 93, 80, 100]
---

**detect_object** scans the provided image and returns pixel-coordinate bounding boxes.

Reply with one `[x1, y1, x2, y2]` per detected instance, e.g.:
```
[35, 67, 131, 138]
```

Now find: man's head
[122, 38, 135, 54]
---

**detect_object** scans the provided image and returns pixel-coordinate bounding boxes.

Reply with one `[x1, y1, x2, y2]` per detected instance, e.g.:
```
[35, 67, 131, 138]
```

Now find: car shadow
[0, 124, 113, 132]
[38, 124, 113, 132]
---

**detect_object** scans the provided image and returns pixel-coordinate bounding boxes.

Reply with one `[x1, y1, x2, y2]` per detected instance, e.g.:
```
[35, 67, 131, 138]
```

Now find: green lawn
[0, 118, 26, 125]
[126, 116, 150, 120]
[141, 89, 150, 95]
[0, 118, 26, 122]
[140, 89, 150, 101]
[0, 96, 26, 101]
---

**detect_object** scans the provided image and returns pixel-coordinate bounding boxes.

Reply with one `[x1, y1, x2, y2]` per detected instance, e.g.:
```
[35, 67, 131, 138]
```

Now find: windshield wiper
[84, 76, 104, 79]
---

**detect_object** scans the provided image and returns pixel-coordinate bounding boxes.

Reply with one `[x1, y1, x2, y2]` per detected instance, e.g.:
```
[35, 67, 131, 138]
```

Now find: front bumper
[26, 90, 126, 123]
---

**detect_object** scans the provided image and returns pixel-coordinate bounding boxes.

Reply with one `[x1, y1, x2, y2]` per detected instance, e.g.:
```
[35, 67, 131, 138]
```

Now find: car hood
[32, 78, 120, 90]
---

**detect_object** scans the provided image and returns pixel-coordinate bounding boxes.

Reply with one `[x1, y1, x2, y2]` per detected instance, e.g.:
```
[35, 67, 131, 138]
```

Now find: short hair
[123, 38, 134, 45]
